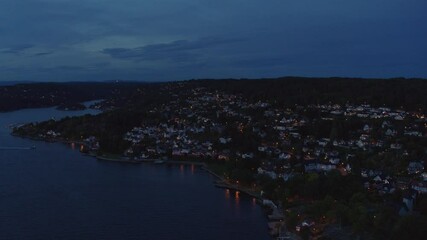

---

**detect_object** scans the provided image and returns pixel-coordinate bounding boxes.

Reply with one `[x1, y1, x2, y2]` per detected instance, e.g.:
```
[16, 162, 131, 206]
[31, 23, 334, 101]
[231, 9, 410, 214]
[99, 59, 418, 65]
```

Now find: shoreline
[12, 132, 280, 239]
[91, 153, 263, 200]
[10, 133, 86, 146]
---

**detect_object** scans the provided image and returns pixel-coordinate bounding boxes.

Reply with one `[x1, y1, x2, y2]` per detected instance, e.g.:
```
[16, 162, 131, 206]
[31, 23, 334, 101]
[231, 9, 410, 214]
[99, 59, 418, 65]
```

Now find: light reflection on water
[223, 189, 248, 207]
[223, 190, 260, 210]
[0, 106, 270, 240]
[235, 191, 240, 207]
[177, 164, 196, 176]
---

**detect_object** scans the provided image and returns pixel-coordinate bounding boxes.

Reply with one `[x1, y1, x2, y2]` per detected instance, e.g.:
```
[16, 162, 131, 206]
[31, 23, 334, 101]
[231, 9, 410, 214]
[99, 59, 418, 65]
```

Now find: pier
[214, 182, 262, 199]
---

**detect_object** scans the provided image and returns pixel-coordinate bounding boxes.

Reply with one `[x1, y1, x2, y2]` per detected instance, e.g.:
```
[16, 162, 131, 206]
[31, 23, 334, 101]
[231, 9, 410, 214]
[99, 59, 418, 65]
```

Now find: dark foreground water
[0, 106, 270, 240]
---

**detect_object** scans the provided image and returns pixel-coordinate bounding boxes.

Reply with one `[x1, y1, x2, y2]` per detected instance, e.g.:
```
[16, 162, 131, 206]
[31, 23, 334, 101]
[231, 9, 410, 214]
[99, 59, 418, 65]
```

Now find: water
[0, 106, 270, 239]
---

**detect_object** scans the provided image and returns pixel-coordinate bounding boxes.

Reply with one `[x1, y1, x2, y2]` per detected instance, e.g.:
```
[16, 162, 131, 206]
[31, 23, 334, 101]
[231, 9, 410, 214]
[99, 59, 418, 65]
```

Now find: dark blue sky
[1, 0, 426, 81]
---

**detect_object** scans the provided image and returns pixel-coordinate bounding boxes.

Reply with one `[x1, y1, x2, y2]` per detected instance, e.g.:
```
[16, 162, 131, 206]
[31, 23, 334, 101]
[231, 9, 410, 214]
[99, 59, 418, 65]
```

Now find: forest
[2, 77, 427, 112]
[0, 81, 149, 112]
[193, 77, 427, 111]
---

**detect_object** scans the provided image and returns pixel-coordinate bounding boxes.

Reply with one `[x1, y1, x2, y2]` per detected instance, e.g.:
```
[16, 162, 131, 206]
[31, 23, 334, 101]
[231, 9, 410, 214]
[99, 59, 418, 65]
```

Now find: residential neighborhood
[110, 88, 427, 238]
[14, 84, 427, 240]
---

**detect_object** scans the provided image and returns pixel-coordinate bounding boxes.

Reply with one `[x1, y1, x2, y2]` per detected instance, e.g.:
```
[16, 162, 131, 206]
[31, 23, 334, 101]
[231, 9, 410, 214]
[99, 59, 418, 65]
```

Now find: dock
[214, 182, 262, 199]
[96, 155, 148, 164]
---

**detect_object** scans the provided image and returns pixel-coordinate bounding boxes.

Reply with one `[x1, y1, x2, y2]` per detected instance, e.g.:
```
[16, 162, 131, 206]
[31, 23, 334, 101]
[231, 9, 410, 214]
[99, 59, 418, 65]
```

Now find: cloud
[53, 65, 88, 71]
[1, 44, 34, 54]
[33, 51, 54, 57]
[1, 0, 427, 81]
[101, 37, 242, 62]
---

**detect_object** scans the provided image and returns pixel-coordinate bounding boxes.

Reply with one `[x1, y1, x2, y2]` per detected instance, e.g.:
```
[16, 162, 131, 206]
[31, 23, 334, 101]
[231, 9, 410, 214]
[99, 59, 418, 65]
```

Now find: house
[282, 172, 295, 181]
[125, 148, 134, 155]
[363, 124, 371, 132]
[345, 164, 352, 172]
[258, 146, 267, 152]
[274, 126, 287, 131]
[242, 153, 254, 159]
[407, 162, 424, 174]
[219, 137, 232, 144]
[330, 110, 342, 115]
[356, 140, 365, 148]
[180, 148, 190, 154]
[401, 191, 417, 215]
[262, 199, 278, 209]
[404, 131, 422, 137]
[396, 177, 411, 190]
[278, 152, 291, 160]
[412, 181, 427, 194]
[382, 120, 392, 128]
[390, 143, 402, 150]
[360, 134, 369, 141]
[258, 131, 267, 138]
[394, 115, 404, 121]
[318, 138, 330, 147]
[305, 161, 336, 173]
[364, 181, 370, 189]
[329, 158, 340, 165]
[172, 149, 182, 156]
[217, 154, 230, 161]
[257, 168, 278, 179]
[46, 130, 60, 137]
[357, 113, 369, 118]
[373, 175, 383, 182]
[289, 132, 300, 139]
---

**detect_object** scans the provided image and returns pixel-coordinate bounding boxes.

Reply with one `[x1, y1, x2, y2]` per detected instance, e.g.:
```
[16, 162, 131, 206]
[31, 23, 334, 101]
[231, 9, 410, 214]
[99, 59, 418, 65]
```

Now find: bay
[0, 106, 270, 240]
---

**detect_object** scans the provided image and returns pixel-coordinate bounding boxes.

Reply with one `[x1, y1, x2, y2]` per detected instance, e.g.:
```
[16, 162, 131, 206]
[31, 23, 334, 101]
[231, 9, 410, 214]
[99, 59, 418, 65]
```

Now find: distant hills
[1, 77, 426, 112]
[0, 81, 147, 112]
[0, 81, 34, 86]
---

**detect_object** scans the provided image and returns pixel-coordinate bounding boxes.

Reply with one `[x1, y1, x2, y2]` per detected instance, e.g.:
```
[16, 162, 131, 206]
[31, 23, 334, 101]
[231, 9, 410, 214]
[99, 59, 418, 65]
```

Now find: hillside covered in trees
[2, 77, 427, 112]
[0, 81, 149, 112]
[194, 77, 427, 111]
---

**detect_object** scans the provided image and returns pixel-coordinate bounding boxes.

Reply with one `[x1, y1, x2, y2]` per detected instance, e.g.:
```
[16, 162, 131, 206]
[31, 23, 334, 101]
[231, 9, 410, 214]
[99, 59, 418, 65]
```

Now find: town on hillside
[14, 83, 427, 239]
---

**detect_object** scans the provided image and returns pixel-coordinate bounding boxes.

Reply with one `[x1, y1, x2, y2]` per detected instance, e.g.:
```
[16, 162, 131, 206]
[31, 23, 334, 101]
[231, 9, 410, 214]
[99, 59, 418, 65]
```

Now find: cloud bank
[0, 0, 426, 81]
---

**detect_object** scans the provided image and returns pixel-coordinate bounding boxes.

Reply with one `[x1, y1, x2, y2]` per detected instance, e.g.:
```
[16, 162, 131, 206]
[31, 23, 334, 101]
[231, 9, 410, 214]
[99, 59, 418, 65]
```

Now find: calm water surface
[0, 106, 270, 239]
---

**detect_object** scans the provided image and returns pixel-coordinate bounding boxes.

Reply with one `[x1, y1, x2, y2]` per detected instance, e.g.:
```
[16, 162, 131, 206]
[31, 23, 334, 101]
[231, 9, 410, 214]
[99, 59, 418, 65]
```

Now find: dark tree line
[0, 81, 151, 112]
[191, 77, 427, 112]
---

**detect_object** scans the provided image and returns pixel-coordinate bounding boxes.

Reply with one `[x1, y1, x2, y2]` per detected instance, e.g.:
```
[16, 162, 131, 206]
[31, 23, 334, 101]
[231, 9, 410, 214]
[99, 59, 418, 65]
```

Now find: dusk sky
[1, 0, 426, 82]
